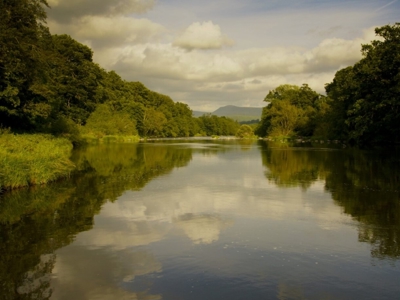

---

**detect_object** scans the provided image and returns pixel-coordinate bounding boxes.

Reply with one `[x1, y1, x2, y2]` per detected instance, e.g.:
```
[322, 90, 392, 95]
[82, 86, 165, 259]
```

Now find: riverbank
[0, 133, 75, 191]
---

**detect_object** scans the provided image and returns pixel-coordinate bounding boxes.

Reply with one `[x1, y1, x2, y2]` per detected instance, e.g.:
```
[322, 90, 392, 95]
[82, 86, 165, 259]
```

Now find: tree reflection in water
[0, 143, 193, 300]
[260, 141, 400, 260]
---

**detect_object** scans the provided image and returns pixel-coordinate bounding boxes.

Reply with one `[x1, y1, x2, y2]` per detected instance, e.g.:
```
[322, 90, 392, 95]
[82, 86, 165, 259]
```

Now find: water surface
[1, 140, 399, 300]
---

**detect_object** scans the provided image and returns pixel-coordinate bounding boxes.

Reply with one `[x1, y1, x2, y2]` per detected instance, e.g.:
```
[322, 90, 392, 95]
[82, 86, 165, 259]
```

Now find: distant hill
[193, 105, 262, 122]
[212, 105, 262, 118]
[192, 110, 210, 117]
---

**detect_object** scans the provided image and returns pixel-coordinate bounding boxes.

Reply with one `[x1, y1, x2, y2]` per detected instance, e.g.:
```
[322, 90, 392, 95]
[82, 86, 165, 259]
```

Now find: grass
[81, 134, 140, 144]
[0, 133, 75, 190]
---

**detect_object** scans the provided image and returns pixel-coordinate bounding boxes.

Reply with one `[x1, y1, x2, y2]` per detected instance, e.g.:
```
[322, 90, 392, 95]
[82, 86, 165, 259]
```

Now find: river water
[1, 140, 399, 300]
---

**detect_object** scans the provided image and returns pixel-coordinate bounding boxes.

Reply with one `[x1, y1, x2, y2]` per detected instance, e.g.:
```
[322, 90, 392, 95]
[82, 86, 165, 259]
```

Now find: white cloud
[95, 27, 376, 110]
[173, 21, 234, 50]
[48, 16, 164, 48]
[109, 43, 242, 82]
[304, 38, 364, 72]
[109, 27, 375, 81]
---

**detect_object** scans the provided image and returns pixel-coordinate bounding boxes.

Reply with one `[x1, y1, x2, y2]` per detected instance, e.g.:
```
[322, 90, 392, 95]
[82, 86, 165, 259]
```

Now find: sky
[45, 0, 400, 111]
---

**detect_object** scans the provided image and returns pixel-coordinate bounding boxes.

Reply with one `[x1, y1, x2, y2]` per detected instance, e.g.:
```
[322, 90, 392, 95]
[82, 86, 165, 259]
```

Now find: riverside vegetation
[0, 131, 74, 190]
[0, 0, 399, 190]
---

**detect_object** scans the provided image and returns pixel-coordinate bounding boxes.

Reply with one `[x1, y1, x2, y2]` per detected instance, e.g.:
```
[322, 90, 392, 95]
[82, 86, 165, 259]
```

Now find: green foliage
[236, 124, 255, 138]
[0, 0, 53, 130]
[46, 116, 82, 145]
[0, 133, 75, 190]
[264, 100, 300, 137]
[142, 107, 167, 137]
[196, 115, 240, 136]
[240, 119, 260, 125]
[0, 5, 104, 130]
[88, 72, 198, 138]
[325, 23, 400, 144]
[82, 104, 138, 137]
[49, 34, 103, 124]
[83, 135, 140, 144]
[161, 102, 198, 137]
[256, 84, 324, 138]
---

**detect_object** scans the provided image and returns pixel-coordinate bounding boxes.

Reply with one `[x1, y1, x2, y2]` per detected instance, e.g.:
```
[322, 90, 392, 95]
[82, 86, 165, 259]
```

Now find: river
[1, 139, 399, 300]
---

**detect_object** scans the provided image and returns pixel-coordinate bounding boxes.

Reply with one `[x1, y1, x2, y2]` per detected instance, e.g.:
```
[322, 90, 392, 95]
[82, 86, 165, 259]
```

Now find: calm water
[1, 140, 399, 300]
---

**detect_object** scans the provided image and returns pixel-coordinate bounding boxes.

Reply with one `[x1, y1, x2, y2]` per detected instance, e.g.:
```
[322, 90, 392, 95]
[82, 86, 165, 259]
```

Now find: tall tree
[48, 34, 103, 125]
[0, 0, 52, 129]
[326, 23, 400, 144]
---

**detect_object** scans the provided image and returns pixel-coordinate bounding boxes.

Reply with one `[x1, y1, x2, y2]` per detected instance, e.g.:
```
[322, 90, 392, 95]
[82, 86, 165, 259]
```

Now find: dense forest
[256, 23, 400, 145]
[0, 0, 240, 140]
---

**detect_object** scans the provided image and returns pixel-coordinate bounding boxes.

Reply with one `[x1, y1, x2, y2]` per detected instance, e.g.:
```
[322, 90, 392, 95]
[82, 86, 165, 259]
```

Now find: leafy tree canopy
[326, 23, 400, 144]
[256, 84, 324, 137]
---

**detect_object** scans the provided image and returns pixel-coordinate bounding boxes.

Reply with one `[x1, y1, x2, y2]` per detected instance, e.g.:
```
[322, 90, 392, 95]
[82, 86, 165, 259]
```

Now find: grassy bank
[81, 134, 140, 144]
[0, 133, 75, 191]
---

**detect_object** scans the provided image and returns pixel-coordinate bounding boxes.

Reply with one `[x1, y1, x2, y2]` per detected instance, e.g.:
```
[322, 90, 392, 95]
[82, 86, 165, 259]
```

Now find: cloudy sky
[46, 0, 400, 111]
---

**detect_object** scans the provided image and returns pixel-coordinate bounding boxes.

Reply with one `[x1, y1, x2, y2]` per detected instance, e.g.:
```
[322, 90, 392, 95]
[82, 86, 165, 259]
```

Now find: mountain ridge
[193, 105, 262, 121]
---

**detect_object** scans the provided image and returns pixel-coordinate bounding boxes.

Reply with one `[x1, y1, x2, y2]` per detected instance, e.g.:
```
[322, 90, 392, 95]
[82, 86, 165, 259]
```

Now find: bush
[236, 125, 254, 138]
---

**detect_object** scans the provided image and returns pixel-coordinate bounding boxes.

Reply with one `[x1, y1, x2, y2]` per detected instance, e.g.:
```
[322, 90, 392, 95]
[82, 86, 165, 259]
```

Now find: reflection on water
[0, 143, 192, 299]
[260, 142, 400, 259]
[0, 140, 399, 299]
[174, 213, 233, 245]
[261, 145, 328, 189]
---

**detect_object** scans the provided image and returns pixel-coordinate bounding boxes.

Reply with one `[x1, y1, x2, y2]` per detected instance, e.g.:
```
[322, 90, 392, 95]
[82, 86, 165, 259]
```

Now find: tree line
[256, 23, 400, 145]
[0, 0, 240, 141]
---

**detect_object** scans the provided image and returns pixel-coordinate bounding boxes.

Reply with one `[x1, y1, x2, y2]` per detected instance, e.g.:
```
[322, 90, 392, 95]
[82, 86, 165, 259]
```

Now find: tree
[82, 104, 137, 137]
[142, 107, 167, 137]
[49, 34, 103, 124]
[0, 0, 52, 129]
[236, 125, 254, 138]
[256, 84, 323, 137]
[263, 100, 302, 136]
[325, 23, 400, 144]
[196, 115, 239, 136]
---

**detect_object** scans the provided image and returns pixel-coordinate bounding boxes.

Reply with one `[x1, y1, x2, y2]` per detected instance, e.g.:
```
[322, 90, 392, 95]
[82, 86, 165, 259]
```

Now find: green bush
[236, 124, 255, 138]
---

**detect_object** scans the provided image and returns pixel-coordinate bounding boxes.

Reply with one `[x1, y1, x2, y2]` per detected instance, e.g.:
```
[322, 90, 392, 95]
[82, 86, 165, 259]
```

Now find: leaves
[257, 84, 323, 137]
[326, 23, 400, 144]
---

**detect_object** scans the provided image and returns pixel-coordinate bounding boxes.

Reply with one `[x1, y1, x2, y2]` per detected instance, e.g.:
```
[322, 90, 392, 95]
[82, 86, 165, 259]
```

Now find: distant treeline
[240, 119, 260, 125]
[255, 23, 400, 145]
[0, 0, 240, 141]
